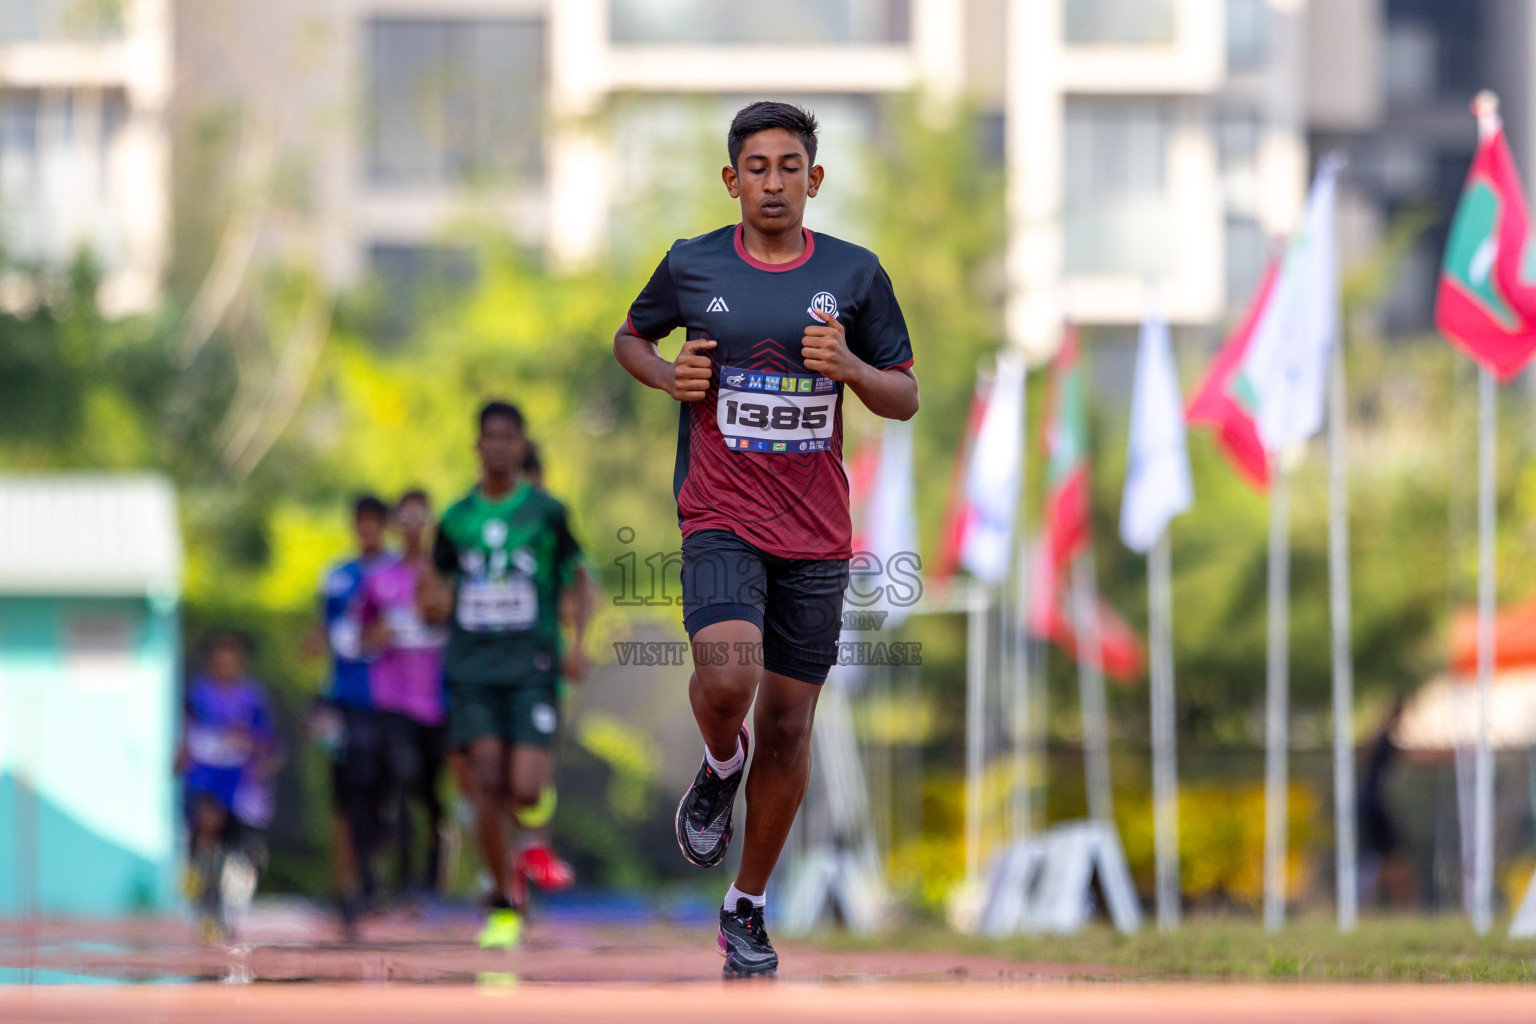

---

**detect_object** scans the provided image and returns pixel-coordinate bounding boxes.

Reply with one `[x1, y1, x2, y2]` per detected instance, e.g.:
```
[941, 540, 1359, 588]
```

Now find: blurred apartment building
[7, 1, 1536, 342]
[0, 0, 168, 313]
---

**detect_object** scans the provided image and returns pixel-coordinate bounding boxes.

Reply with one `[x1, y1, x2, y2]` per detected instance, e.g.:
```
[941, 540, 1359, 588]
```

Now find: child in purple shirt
[361, 489, 450, 894]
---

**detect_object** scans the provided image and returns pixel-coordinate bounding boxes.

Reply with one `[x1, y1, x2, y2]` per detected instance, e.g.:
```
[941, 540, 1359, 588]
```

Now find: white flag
[1237, 154, 1344, 453]
[960, 350, 1027, 585]
[860, 418, 920, 629]
[1120, 302, 1193, 553]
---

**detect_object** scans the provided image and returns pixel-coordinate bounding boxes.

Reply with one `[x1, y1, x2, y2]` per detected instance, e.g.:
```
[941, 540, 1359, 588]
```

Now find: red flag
[1186, 256, 1277, 491]
[932, 378, 991, 584]
[1026, 539, 1145, 682]
[1043, 325, 1091, 568]
[1436, 105, 1536, 380]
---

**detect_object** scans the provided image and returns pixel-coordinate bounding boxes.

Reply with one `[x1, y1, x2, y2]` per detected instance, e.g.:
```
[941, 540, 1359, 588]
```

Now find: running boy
[176, 630, 281, 941]
[425, 401, 593, 948]
[613, 101, 918, 977]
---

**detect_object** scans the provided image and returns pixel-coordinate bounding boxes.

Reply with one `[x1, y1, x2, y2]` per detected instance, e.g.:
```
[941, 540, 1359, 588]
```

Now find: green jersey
[433, 483, 583, 687]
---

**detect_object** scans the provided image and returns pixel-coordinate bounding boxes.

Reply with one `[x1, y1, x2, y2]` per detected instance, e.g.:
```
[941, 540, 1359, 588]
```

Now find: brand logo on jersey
[764, 375, 780, 390]
[772, 442, 788, 452]
[747, 374, 764, 390]
[808, 291, 838, 321]
[706, 296, 730, 313]
[726, 372, 745, 386]
[814, 378, 836, 394]
[482, 520, 508, 549]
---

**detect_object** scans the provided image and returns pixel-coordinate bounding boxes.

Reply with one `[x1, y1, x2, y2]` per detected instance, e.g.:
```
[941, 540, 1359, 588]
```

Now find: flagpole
[1328, 255, 1358, 933]
[964, 580, 989, 890]
[1012, 540, 1032, 842]
[1074, 551, 1114, 825]
[1473, 366, 1496, 935]
[1148, 528, 1179, 931]
[1263, 461, 1291, 932]
[1011, 367, 1032, 845]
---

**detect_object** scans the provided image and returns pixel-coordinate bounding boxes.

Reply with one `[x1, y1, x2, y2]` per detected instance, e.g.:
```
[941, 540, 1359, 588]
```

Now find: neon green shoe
[477, 907, 523, 950]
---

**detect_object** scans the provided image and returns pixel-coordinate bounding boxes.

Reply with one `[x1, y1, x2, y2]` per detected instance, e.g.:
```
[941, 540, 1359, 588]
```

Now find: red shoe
[518, 843, 575, 891]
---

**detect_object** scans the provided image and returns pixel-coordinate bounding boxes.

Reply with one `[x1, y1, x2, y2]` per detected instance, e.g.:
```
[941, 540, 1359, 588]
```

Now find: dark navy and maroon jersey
[625, 223, 914, 560]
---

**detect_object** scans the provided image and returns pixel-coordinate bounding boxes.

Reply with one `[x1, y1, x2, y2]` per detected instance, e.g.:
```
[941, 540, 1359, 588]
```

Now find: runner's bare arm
[560, 565, 597, 683]
[613, 329, 716, 402]
[416, 572, 454, 626]
[802, 309, 919, 420]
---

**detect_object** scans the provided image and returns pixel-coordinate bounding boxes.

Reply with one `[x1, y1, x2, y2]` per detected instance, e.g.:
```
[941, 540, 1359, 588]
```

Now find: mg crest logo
[808, 291, 838, 321]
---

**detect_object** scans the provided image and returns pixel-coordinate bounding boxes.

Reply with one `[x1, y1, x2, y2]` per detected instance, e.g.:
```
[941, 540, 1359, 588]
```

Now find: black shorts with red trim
[680, 528, 847, 685]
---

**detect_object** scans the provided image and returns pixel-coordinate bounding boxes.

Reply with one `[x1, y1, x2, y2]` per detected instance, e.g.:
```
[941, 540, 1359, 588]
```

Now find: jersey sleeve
[432, 522, 458, 576]
[849, 263, 914, 372]
[623, 250, 683, 341]
[552, 504, 584, 587]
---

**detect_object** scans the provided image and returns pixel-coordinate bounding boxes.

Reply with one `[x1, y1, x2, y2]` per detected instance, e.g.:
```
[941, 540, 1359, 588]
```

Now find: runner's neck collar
[734, 223, 814, 272]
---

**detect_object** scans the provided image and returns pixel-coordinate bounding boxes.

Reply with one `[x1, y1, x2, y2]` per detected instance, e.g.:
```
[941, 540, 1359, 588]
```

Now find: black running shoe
[674, 727, 748, 868]
[718, 897, 777, 977]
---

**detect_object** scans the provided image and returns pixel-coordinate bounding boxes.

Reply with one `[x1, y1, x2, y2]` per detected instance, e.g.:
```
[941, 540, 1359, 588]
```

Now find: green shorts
[447, 676, 561, 750]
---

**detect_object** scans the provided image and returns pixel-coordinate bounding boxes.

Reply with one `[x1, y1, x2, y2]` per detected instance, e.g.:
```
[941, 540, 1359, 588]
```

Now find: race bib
[458, 575, 538, 632]
[384, 605, 445, 649]
[717, 364, 837, 454]
[186, 725, 250, 768]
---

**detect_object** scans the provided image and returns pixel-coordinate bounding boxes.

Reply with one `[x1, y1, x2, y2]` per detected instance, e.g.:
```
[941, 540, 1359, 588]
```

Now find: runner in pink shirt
[361, 489, 449, 896]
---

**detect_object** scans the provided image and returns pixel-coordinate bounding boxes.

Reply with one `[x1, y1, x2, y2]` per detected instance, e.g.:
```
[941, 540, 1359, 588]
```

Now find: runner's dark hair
[201, 627, 256, 659]
[522, 443, 542, 476]
[354, 494, 388, 520]
[397, 487, 430, 508]
[479, 399, 525, 433]
[728, 101, 819, 168]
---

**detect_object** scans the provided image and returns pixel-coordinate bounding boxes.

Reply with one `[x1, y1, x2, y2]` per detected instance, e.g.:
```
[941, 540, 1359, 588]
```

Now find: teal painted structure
[0, 476, 181, 916]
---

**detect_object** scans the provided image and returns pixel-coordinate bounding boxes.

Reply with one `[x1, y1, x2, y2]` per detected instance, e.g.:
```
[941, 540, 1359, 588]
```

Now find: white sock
[704, 735, 745, 777]
[724, 884, 765, 912]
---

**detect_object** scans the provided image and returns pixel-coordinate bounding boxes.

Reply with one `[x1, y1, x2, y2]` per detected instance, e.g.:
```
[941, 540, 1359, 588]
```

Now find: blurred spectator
[1359, 696, 1416, 911]
[174, 629, 281, 941]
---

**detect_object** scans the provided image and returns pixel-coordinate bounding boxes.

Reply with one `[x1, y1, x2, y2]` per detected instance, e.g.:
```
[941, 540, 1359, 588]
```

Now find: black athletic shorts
[680, 528, 848, 685]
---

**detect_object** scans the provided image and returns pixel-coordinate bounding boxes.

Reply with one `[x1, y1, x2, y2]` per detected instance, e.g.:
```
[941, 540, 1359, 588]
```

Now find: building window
[1226, 0, 1269, 72]
[0, 0, 124, 42]
[1063, 0, 1175, 46]
[1064, 101, 1173, 276]
[366, 19, 544, 188]
[1224, 214, 1269, 308]
[1217, 109, 1262, 171]
[368, 243, 475, 338]
[609, 0, 910, 45]
[0, 88, 127, 270]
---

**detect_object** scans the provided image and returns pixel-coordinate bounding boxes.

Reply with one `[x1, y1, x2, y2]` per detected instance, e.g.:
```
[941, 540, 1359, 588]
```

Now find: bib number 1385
[716, 363, 836, 454]
[723, 401, 827, 432]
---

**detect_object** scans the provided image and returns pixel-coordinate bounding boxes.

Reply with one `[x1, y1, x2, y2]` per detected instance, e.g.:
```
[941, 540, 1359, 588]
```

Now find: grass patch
[814, 916, 1536, 982]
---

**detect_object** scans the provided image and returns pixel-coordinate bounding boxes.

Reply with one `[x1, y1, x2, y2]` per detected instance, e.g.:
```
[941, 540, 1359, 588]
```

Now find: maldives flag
[1043, 325, 1091, 569]
[1026, 538, 1145, 682]
[1186, 258, 1279, 491]
[1436, 101, 1536, 380]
